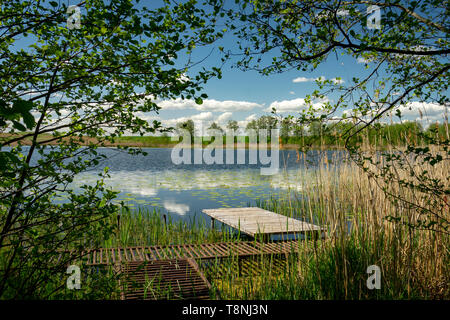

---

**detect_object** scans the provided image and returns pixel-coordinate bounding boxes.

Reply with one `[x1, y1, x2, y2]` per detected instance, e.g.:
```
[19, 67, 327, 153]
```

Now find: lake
[70, 148, 345, 222]
[16, 146, 345, 223]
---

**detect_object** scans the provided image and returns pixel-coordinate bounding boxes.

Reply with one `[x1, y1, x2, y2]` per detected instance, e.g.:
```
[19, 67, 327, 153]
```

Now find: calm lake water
[19, 147, 345, 223]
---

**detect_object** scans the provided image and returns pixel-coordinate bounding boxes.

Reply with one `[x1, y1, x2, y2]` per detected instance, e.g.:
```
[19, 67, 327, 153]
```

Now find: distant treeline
[279, 121, 449, 147]
[173, 117, 449, 148]
[2, 121, 447, 149]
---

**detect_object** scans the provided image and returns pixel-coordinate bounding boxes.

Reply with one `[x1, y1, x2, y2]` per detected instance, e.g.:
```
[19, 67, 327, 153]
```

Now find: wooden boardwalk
[81, 241, 303, 266]
[119, 259, 212, 300]
[73, 208, 326, 300]
[203, 207, 324, 238]
[80, 241, 304, 300]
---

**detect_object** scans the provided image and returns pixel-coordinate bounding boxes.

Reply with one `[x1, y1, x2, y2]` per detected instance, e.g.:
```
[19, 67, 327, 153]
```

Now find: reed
[212, 148, 449, 299]
[102, 207, 242, 248]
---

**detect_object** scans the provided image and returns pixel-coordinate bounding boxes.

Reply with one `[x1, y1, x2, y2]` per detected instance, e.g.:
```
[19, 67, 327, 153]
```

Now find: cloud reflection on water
[73, 168, 311, 193]
[69, 168, 314, 219]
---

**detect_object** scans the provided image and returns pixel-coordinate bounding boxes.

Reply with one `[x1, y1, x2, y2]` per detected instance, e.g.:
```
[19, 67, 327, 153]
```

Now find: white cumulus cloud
[331, 77, 345, 84]
[266, 97, 330, 113]
[293, 76, 342, 84]
[266, 98, 306, 112]
[216, 112, 233, 124]
[156, 98, 262, 112]
[163, 201, 189, 215]
[397, 101, 448, 118]
[292, 76, 326, 83]
[357, 57, 372, 64]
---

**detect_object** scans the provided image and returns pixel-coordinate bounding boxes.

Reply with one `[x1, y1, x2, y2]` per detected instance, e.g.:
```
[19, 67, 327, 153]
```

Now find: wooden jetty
[81, 240, 303, 300]
[119, 259, 212, 300]
[74, 207, 326, 300]
[82, 240, 303, 266]
[203, 207, 324, 239]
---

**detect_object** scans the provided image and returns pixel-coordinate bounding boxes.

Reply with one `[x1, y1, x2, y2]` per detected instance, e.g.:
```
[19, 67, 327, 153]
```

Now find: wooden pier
[81, 240, 303, 300]
[75, 207, 326, 300]
[82, 240, 303, 266]
[119, 259, 212, 300]
[203, 207, 324, 239]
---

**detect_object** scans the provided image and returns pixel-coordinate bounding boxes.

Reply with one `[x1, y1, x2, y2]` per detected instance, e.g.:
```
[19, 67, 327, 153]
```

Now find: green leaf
[12, 121, 26, 131]
[0, 151, 20, 173]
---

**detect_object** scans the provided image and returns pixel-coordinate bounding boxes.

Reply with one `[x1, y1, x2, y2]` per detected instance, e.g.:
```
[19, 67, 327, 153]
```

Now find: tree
[292, 122, 305, 138]
[308, 120, 324, 137]
[226, 119, 239, 133]
[245, 119, 258, 134]
[176, 119, 195, 138]
[0, 0, 223, 298]
[280, 117, 293, 140]
[223, 0, 449, 233]
[207, 121, 224, 134]
[257, 115, 278, 133]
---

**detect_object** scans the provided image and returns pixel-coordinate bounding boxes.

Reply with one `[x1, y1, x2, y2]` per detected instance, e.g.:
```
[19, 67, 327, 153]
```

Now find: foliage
[0, 0, 223, 298]
[207, 121, 224, 134]
[219, 0, 449, 232]
[176, 119, 195, 139]
[226, 119, 239, 133]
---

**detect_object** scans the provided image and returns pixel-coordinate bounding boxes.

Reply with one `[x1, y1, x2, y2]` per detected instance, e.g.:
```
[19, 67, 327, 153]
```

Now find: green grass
[103, 207, 242, 247]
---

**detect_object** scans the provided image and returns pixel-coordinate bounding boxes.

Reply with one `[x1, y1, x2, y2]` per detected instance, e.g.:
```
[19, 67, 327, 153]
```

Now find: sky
[136, 2, 449, 134]
[151, 37, 448, 134]
[10, 0, 449, 134]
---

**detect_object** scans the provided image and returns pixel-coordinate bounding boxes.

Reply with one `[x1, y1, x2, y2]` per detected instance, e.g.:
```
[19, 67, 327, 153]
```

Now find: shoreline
[0, 133, 420, 150]
[0, 133, 345, 150]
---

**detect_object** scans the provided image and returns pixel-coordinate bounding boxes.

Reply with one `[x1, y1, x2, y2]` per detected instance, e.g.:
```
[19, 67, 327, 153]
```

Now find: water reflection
[69, 167, 315, 222]
[12, 147, 342, 222]
[162, 200, 190, 216]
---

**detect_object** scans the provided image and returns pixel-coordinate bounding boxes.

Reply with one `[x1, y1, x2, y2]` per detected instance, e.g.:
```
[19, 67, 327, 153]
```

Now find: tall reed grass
[102, 208, 242, 248]
[213, 147, 449, 299]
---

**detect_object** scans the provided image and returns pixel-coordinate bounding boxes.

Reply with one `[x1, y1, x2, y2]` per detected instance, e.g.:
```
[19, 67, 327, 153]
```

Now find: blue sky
[154, 39, 447, 132]
[11, 0, 449, 133]
[143, 1, 448, 132]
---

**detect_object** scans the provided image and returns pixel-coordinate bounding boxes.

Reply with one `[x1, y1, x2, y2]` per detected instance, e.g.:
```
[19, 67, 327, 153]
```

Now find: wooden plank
[171, 246, 182, 259]
[81, 240, 306, 266]
[203, 207, 323, 238]
[109, 250, 115, 264]
[209, 243, 227, 256]
[129, 248, 136, 261]
[120, 259, 211, 300]
[152, 246, 164, 260]
[144, 247, 157, 261]
[203, 244, 220, 257]
[135, 247, 145, 261]
[195, 244, 212, 258]
[181, 245, 196, 259]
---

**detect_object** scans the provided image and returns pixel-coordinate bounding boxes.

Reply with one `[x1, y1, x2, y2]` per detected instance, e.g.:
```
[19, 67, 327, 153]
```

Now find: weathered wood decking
[77, 207, 326, 300]
[120, 259, 212, 300]
[79, 241, 306, 300]
[82, 241, 303, 266]
[203, 207, 324, 238]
